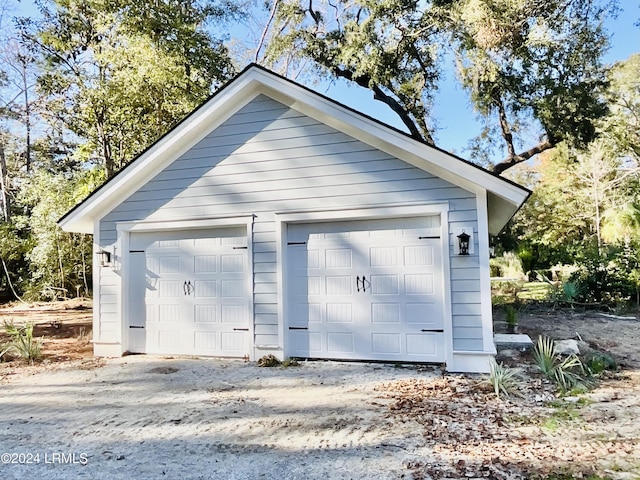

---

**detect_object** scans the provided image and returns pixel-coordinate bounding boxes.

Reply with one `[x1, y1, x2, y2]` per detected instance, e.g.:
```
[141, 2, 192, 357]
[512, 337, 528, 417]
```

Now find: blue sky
[7, 0, 640, 162]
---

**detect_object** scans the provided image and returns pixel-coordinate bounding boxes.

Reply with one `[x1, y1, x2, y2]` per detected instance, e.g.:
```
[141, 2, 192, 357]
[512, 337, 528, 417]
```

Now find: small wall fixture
[97, 249, 112, 267]
[457, 230, 471, 256]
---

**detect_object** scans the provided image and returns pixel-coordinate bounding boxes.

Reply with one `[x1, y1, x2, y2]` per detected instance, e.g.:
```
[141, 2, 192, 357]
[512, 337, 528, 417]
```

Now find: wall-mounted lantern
[97, 249, 112, 267]
[457, 230, 471, 256]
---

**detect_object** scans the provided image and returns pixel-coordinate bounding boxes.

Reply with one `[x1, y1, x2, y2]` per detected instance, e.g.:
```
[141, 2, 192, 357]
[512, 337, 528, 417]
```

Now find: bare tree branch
[492, 141, 554, 175]
[328, 65, 433, 145]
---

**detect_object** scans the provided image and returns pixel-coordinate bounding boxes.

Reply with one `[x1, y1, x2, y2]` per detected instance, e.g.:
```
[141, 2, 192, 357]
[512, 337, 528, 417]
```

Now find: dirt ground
[0, 301, 639, 480]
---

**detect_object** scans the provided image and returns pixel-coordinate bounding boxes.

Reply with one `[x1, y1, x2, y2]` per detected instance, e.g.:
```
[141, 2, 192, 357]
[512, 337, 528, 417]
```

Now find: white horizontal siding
[98, 94, 483, 357]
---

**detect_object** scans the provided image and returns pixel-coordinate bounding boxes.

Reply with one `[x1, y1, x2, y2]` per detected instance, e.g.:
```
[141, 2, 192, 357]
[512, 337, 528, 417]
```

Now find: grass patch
[518, 281, 554, 301]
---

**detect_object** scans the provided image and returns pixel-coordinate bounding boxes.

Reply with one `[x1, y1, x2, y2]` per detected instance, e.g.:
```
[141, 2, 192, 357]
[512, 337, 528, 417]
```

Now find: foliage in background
[490, 251, 525, 279]
[19, 0, 236, 177]
[14, 168, 100, 299]
[500, 54, 640, 307]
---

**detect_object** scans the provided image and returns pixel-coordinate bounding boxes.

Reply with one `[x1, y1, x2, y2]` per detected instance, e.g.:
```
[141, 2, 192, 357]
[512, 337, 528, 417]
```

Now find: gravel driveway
[1, 356, 432, 480]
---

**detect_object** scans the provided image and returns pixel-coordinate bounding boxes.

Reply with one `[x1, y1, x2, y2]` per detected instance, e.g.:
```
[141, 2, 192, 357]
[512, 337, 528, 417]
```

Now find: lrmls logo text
[44, 453, 88, 465]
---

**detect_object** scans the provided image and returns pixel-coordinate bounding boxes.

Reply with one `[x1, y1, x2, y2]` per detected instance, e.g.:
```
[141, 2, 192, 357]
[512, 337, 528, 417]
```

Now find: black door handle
[362, 275, 367, 292]
[356, 275, 361, 292]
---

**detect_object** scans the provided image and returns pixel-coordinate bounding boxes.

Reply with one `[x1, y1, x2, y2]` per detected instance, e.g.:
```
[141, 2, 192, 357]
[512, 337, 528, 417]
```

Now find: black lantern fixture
[457, 231, 471, 255]
[97, 249, 112, 267]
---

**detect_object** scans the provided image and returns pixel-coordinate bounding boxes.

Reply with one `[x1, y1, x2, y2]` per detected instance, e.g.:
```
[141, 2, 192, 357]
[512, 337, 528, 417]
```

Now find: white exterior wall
[96, 95, 487, 360]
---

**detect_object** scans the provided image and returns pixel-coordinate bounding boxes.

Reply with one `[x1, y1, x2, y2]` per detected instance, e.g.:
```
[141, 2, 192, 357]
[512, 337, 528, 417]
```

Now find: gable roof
[58, 63, 530, 235]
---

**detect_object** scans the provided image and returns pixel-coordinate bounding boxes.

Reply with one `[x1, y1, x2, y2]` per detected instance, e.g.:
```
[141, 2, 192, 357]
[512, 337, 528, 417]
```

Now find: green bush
[490, 252, 525, 279]
[3, 321, 43, 363]
[585, 352, 617, 375]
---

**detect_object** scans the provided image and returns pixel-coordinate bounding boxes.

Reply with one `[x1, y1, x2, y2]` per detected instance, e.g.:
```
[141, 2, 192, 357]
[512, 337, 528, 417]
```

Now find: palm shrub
[3, 321, 43, 363]
[483, 361, 523, 399]
[532, 336, 586, 392]
[0, 342, 13, 361]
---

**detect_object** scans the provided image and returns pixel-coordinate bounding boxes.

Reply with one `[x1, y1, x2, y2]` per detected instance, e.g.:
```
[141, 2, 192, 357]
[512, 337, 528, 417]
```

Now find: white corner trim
[475, 193, 495, 353]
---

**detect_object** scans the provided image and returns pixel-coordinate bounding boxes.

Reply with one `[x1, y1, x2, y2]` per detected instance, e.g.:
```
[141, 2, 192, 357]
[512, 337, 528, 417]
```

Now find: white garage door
[127, 228, 250, 357]
[287, 216, 446, 363]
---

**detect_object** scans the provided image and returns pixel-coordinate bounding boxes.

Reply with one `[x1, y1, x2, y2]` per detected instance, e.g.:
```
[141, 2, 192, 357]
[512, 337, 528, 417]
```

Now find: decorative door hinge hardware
[287, 241, 307, 245]
[129, 250, 145, 253]
[288, 326, 308, 330]
[233, 328, 249, 331]
[129, 325, 144, 329]
[232, 246, 248, 249]
[418, 236, 440, 239]
[420, 329, 444, 333]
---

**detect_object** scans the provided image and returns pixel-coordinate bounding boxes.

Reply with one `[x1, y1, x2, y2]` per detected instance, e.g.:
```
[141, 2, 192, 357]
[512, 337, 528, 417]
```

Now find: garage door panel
[327, 332, 354, 354]
[405, 274, 435, 295]
[158, 330, 181, 349]
[371, 303, 400, 323]
[406, 303, 442, 326]
[129, 227, 249, 357]
[194, 332, 217, 350]
[220, 305, 246, 323]
[194, 280, 217, 298]
[194, 255, 217, 272]
[406, 333, 440, 356]
[404, 245, 434, 265]
[158, 280, 181, 298]
[287, 216, 445, 362]
[325, 276, 353, 295]
[372, 333, 401, 354]
[221, 279, 245, 297]
[326, 248, 352, 268]
[221, 254, 244, 272]
[370, 246, 398, 266]
[326, 303, 353, 323]
[158, 256, 181, 273]
[370, 275, 399, 294]
[194, 305, 216, 323]
[220, 332, 246, 352]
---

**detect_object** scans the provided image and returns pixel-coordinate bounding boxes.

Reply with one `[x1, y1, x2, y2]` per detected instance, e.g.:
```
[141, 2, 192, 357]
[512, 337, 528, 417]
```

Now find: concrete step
[494, 333, 534, 351]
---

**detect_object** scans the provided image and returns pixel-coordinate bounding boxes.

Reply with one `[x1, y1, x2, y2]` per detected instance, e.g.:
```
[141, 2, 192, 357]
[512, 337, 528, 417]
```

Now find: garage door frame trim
[115, 215, 256, 357]
[275, 204, 453, 366]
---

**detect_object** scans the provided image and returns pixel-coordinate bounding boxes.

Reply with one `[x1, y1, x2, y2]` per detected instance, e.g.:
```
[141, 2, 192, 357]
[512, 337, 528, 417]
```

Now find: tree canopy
[261, 0, 614, 172]
[19, 0, 235, 176]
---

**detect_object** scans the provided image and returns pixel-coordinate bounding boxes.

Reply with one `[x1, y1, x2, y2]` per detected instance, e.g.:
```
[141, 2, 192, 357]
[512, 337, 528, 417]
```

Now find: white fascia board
[58, 70, 269, 234]
[253, 70, 529, 208]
